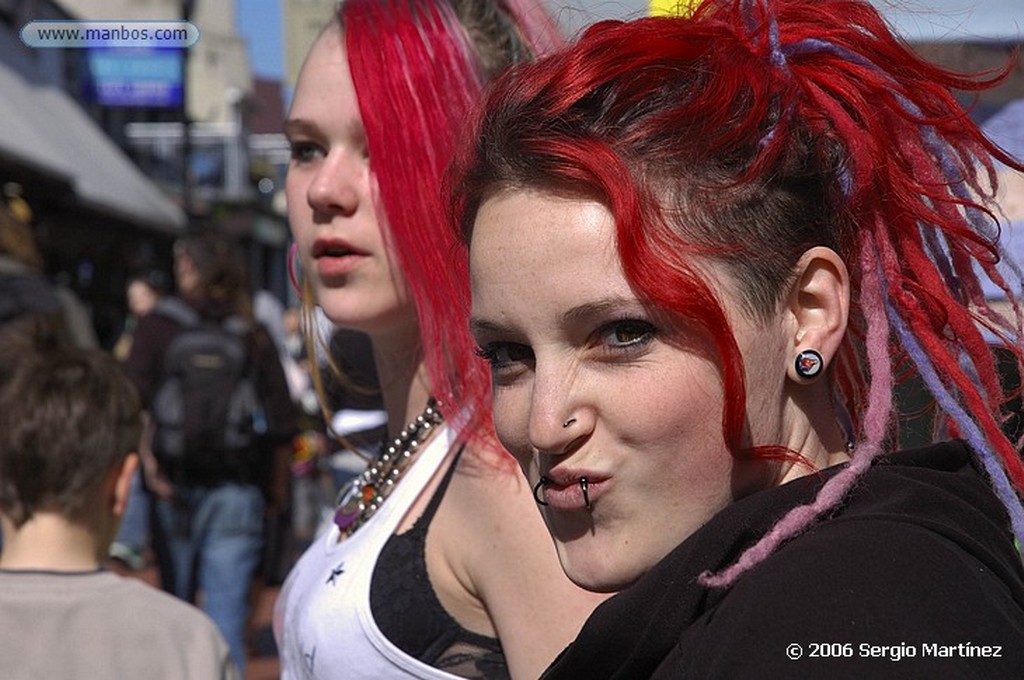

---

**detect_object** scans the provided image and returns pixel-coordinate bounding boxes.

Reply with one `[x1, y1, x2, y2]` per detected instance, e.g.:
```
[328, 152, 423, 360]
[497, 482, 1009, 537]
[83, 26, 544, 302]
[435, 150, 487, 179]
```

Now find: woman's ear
[785, 247, 850, 383]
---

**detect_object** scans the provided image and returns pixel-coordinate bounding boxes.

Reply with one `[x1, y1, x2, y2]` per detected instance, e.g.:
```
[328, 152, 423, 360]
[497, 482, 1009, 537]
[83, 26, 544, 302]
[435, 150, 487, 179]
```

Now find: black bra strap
[411, 443, 466, 532]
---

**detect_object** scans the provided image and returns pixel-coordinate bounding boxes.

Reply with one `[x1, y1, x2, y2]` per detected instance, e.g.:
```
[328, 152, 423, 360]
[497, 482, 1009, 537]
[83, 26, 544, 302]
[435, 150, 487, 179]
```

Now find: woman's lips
[312, 239, 369, 278]
[540, 476, 606, 511]
[315, 252, 366, 278]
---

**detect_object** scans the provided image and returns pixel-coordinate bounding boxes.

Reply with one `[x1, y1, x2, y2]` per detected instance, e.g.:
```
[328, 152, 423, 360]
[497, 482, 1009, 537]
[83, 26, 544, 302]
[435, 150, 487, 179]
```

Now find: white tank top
[274, 426, 462, 679]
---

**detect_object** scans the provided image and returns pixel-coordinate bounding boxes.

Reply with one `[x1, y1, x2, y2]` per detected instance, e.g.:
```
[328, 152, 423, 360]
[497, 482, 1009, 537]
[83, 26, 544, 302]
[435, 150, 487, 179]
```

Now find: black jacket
[543, 441, 1024, 679]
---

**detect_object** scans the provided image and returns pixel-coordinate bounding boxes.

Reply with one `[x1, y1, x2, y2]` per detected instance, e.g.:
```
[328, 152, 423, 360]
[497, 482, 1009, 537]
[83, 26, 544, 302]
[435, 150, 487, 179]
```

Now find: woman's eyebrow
[283, 118, 316, 137]
[560, 297, 643, 326]
[284, 117, 367, 144]
[470, 297, 644, 338]
[469, 316, 511, 339]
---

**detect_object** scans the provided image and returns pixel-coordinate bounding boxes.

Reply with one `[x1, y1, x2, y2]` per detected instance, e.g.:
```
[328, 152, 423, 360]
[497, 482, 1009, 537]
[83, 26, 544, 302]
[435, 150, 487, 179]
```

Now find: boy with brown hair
[0, 333, 239, 679]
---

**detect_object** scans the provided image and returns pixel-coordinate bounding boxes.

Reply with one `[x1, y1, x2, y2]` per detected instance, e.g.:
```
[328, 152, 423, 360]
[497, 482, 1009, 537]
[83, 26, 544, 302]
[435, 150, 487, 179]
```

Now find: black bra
[370, 445, 510, 679]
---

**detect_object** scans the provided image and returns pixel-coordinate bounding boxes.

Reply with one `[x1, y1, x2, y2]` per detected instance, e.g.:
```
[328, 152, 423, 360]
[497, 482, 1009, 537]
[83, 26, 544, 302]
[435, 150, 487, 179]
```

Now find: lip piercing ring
[579, 476, 591, 510]
[533, 476, 550, 506]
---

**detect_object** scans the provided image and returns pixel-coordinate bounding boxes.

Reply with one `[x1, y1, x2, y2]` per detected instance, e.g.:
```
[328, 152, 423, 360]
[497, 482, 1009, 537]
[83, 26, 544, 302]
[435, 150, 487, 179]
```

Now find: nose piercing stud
[563, 417, 577, 428]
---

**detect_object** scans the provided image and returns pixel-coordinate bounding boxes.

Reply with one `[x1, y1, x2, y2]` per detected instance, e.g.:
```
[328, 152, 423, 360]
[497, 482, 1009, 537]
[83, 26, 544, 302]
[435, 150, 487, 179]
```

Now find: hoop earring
[532, 476, 550, 506]
[287, 242, 303, 295]
[794, 349, 824, 380]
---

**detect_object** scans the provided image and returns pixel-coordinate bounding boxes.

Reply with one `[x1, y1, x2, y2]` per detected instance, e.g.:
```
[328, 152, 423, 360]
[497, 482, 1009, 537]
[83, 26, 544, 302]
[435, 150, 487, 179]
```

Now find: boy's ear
[111, 453, 139, 517]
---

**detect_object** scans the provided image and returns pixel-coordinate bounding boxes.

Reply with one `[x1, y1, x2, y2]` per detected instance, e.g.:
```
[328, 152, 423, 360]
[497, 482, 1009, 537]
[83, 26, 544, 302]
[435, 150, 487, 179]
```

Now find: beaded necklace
[333, 398, 444, 539]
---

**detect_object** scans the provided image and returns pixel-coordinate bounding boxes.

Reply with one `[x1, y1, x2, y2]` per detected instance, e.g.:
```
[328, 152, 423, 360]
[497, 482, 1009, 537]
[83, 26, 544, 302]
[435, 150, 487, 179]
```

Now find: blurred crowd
[1, 195, 379, 676]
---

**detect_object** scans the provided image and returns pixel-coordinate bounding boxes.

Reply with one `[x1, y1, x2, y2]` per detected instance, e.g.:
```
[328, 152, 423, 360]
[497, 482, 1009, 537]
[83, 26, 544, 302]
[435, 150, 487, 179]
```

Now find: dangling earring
[288, 242, 303, 295]
[794, 349, 824, 380]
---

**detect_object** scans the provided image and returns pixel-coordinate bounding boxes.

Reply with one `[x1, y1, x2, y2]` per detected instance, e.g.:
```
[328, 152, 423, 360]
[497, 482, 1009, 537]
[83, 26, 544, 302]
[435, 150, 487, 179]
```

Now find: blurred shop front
[0, 3, 186, 346]
[1, 0, 291, 347]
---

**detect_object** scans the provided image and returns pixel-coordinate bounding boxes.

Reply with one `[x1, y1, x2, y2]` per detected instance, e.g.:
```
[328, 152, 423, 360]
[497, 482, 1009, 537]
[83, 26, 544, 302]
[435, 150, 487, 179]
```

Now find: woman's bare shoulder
[439, 441, 609, 679]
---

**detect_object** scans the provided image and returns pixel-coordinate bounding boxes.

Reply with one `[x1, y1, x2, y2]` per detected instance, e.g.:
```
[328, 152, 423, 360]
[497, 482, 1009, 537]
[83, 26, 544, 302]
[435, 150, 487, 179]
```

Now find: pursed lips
[540, 470, 609, 511]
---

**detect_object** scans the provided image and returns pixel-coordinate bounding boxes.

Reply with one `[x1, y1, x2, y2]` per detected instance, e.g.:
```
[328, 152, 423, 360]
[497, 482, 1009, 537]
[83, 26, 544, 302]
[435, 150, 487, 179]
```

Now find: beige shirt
[0, 570, 238, 679]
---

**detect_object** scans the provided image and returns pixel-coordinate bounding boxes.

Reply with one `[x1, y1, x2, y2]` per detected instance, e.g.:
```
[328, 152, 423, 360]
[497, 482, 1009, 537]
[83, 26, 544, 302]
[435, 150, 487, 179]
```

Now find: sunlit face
[285, 24, 413, 335]
[469, 190, 787, 592]
[127, 280, 159, 317]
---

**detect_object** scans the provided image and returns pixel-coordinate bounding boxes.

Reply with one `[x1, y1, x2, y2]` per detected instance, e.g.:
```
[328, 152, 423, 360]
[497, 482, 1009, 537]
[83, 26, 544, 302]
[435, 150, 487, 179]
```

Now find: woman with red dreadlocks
[274, 1, 605, 678]
[453, 0, 1024, 676]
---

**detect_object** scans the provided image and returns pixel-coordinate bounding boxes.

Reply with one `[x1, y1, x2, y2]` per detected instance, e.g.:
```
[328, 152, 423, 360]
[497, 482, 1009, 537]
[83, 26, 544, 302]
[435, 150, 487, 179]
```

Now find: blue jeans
[154, 482, 265, 676]
[113, 468, 150, 551]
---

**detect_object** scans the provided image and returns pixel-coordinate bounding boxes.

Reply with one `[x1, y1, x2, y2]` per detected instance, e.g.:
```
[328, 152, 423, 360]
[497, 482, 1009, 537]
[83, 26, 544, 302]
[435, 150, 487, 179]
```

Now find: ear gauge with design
[794, 349, 824, 381]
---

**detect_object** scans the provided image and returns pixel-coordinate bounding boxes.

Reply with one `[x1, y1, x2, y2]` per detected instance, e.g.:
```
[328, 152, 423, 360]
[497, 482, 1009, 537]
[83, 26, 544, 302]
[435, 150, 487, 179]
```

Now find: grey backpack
[150, 298, 265, 479]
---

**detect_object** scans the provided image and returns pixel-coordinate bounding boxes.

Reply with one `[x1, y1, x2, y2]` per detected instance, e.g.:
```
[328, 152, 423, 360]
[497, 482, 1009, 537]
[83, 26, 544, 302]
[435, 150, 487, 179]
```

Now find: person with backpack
[124, 232, 298, 676]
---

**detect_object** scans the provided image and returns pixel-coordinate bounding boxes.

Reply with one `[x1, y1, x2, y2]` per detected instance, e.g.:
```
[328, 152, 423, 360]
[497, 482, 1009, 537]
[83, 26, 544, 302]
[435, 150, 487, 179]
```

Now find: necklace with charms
[333, 398, 444, 539]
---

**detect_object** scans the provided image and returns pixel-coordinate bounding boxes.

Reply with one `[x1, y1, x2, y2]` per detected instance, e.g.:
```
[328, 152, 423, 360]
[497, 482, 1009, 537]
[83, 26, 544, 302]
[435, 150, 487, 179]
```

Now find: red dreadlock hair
[449, 0, 1024, 584]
